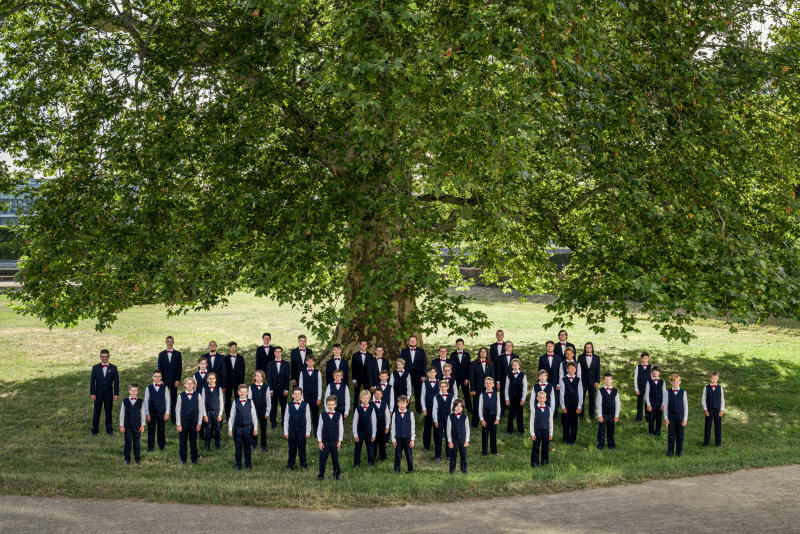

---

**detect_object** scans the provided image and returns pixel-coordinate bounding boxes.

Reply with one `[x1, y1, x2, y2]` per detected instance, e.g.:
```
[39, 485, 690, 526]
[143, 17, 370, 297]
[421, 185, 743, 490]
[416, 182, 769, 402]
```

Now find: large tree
[1, 0, 798, 355]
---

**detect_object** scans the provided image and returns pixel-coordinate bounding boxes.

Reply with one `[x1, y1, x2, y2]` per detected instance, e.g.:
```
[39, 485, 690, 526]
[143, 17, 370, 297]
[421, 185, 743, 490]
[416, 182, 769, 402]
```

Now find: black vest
[233, 399, 253, 428]
[533, 405, 550, 430]
[287, 400, 307, 434]
[636, 364, 652, 389]
[481, 391, 498, 418]
[533, 383, 554, 407]
[599, 387, 617, 417]
[435, 393, 454, 423]
[392, 370, 409, 396]
[705, 385, 722, 410]
[424, 381, 438, 408]
[448, 413, 468, 443]
[123, 398, 143, 428]
[647, 378, 664, 406]
[250, 384, 269, 411]
[319, 412, 341, 443]
[562, 376, 581, 406]
[302, 369, 319, 401]
[507, 371, 526, 398]
[355, 404, 374, 437]
[330, 382, 346, 408]
[371, 400, 387, 427]
[393, 411, 412, 439]
[180, 392, 199, 424]
[667, 389, 686, 418]
[204, 385, 221, 413]
[146, 384, 167, 414]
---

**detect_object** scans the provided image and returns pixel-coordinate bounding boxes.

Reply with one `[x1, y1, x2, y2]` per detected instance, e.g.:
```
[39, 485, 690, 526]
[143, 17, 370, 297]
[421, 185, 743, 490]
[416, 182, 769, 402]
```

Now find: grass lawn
[0, 289, 798, 509]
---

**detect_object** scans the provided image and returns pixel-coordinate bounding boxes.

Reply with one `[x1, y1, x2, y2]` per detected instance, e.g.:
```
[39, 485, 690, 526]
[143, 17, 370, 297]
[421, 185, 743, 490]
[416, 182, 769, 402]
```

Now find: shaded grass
[0, 291, 799, 508]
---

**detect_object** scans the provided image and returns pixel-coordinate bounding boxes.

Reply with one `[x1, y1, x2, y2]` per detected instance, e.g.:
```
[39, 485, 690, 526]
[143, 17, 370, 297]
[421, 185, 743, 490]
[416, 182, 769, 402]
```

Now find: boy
[559, 362, 583, 445]
[421, 367, 439, 450]
[317, 395, 344, 480]
[203, 372, 224, 450]
[325, 343, 349, 386]
[352, 390, 377, 467]
[633, 352, 652, 422]
[663, 373, 688, 457]
[298, 355, 323, 434]
[389, 357, 411, 404]
[290, 334, 313, 387]
[283, 387, 312, 469]
[366, 345, 390, 391]
[431, 379, 456, 461]
[553, 329, 576, 360]
[538, 341, 562, 413]
[478, 376, 501, 455]
[702, 371, 725, 447]
[228, 384, 258, 470]
[201, 341, 226, 389]
[645, 366, 666, 436]
[144, 370, 170, 451]
[119, 383, 145, 465]
[391, 395, 416, 473]
[89, 349, 119, 435]
[248, 370, 272, 451]
[441, 363, 458, 396]
[224, 342, 245, 415]
[532, 370, 556, 415]
[578, 342, 601, 419]
[447, 399, 470, 474]
[371, 386, 392, 461]
[255, 332, 275, 374]
[450, 339, 472, 410]
[175, 377, 204, 464]
[375, 370, 394, 411]
[596, 373, 620, 450]
[469, 348, 493, 427]
[157, 336, 182, 424]
[431, 346, 451, 380]
[504, 358, 528, 434]
[351, 340, 373, 397]
[496, 341, 517, 413]
[266, 346, 290, 428]
[529, 390, 553, 467]
[400, 336, 427, 413]
[490, 329, 506, 364]
[193, 357, 210, 441]
[323, 369, 351, 417]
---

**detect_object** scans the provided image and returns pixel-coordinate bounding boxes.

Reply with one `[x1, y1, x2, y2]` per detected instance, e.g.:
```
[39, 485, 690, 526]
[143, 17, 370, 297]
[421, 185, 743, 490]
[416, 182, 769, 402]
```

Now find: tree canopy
[1, 0, 799, 354]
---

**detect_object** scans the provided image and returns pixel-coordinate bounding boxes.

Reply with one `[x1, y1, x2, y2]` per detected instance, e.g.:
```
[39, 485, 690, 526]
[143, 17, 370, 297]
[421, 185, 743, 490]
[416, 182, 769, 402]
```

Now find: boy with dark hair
[447, 399, 470, 474]
[530, 391, 553, 467]
[645, 366, 666, 436]
[266, 346, 290, 428]
[633, 352, 652, 422]
[202, 372, 224, 450]
[290, 334, 312, 387]
[120, 383, 145, 465]
[284, 387, 312, 469]
[298, 355, 322, 434]
[478, 376, 501, 455]
[325, 343, 349, 386]
[352, 390, 377, 467]
[450, 339, 472, 411]
[157, 336, 182, 424]
[248, 370, 271, 451]
[350, 340, 373, 398]
[596, 373, 620, 450]
[224, 342, 245, 415]
[559, 362, 583, 445]
[391, 395, 415, 473]
[702, 371, 725, 447]
[144, 370, 169, 451]
[324, 369, 351, 417]
[90, 349, 119, 435]
[504, 357, 528, 434]
[175, 377, 204, 465]
[228, 384, 257, 470]
[664, 373, 688, 457]
[317, 395, 344, 480]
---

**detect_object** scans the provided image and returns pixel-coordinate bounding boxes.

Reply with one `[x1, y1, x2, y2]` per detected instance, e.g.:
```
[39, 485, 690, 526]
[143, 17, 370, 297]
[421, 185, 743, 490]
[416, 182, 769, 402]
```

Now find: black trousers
[353, 436, 375, 466]
[375, 427, 387, 460]
[123, 427, 141, 462]
[288, 432, 307, 468]
[92, 396, 114, 432]
[147, 410, 166, 450]
[422, 413, 433, 449]
[394, 437, 413, 472]
[563, 406, 579, 444]
[584, 385, 597, 418]
[270, 391, 288, 427]
[412, 378, 423, 412]
[507, 397, 524, 433]
[433, 423, 450, 459]
[530, 428, 549, 466]
[648, 407, 663, 435]
[704, 410, 722, 446]
[460, 382, 472, 412]
[233, 425, 253, 467]
[168, 384, 178, 424]
[178, 425, 198, 463]
[636, 391, 646, 420]
[449, 441, 467, 473]
[667, 415, 685, 456]
[253, 407, 268, 450]
[597, 417, 615, 447]
[205, 411, 221, 449]
[471, 395, 481, 427]
[481, 423, 497, 454]
[318, 440, 340, 478]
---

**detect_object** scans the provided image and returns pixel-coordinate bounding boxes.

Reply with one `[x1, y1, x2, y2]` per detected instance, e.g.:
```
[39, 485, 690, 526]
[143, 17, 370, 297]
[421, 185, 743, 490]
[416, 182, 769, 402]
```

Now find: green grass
[0, 290, 799, 508]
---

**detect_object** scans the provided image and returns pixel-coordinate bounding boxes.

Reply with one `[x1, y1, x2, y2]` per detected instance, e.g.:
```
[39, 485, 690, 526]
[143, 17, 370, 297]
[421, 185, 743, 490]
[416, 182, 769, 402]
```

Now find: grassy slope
[0, 290, 798, 508]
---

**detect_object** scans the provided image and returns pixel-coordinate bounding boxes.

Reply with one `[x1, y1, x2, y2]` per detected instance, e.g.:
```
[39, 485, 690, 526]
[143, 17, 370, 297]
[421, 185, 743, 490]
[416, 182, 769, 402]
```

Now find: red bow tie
[487, 393, 493, 396]
[328, 412, 335, 415]
[673, 389, 679, 392]
[167, 351, 172, 354]
[569, 377, 574, 380]
[456, 413, 461, 417]
[186, 394, 192, 397]
[375, 401, 381, 405]
[605, 387, 611, 391]
[457, 352, 462, 355]
[381, 383, 387, 387]
[294, 402, 300, 405]
[360, 352, 365, 355]
[256, 384, 262, 388]
[513, 372, 519, 375]
[440, 359, 446, 362]
[240, 400, 246, 404]
[130, 397, 137, 401]
[376, 357, 382, 360]
[334, 382, 341, 385]
[334, 358, 340, 361]
[200, 372, 206, 375]
[209, 387, 215, 391]
[711, 385, 717, 388]
[442, 394, 448, 398]
[547, 354, 553, 357]
[399, 411, 406, 414]
[539, 406, 545, 410]
[102, 364, 108, 367]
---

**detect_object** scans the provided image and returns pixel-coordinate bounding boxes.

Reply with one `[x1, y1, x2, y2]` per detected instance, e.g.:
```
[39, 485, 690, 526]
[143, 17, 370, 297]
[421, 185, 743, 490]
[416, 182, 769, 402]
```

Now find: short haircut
[152, 370, 162, 376]
[253, 370, 265, 381]
[408, 335, 417, 341]
[197, 356, 208, 364]
[545, 340, 555, 346]
[565, 347, 575, 356]
[373, 387, 383, 395]
[359, 390, 371, 401]
[603, 372, 613, 378]
[452, 399, 464, 409]
[536, 390, 547, 398]
[396, 395, 409, 404]
[237, 384, 248, 392]
[183, 377, 197, 386]
[443, 363, 453, 371]
[455, 338, 464, 344]
[651, 366, 660, 372]
[379, 369, 390, 375]
[439, 345, 448, 351]
[670, 373, 681, 381]
[228, 341, 237, 348]
[333, 369, 343, 376]
[567, 361, 578, 369]
[298, 334, 307, 340]
[262, 332, 271, 338]
[538, 369, 549, 377]
[709, 371, 719, 377]
[641, 351, 650, 358]
[129, 383, 139, 389]
[484, 376, 495, 383]
[207, 372, 217, 379]
[427, 366, 438, 374]
[165, 336, 174, 341]
[305, 355, 315, 361]
[438, 380, 450, 387]
[510, 358, 521, 367]
[375, 344, 384, 350]
[505, 340, 513, 346]
[558, 329, 567, 336]
[208, 340, 217, 346]
[100, 349, 110, 356]
[325, 395, 338, 404]
[294, 387, 303, 394]
[395, 358, 405, 366]
[333, 343, 342, 349]
[496, 329, 504, 334]
[274, 346, 283, 352]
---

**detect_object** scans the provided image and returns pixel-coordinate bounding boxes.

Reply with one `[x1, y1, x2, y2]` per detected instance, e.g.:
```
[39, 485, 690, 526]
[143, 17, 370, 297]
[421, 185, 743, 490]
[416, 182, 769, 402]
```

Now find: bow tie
[457, 352, 462, 355]
[380, 383, 387, 387]
[456, 413, 461, 417]
[439, 359, 446, 362]
[200, 372, 206, 375]
[673, 389, 680, 392]
[294, 402, 300, 405]
[376, 357, 382, 360]
[130, 397, 137, 401]
[539, 383, 547, 387]
[539, 406, 546, 410]
[560, 342, 565, 345]
[399, 411, 407, 414]
[643, 364, 648, 368]
[360, 352, 365, 355]
[513, 372, 519, 376]
[605, 387, 612, 391]
[334, 382, 341, 385]
[481, 360, 487, 364]
[569, 377, 574, 380]
[442, 394, 448, 398]
[209, 387, 215, 391]
[334, 357, 340, 361]
[101, 364, 108, 367]
[711, 385, 717, 388]
[375, 401, 381, 405]
[487, 393, 493, 396]
[240, 400, 246, 404]
[547, 354, 553, 357]
[186, 394, 193, 397]
[328, 412, 335, 415]
[429, 381, 436, 385]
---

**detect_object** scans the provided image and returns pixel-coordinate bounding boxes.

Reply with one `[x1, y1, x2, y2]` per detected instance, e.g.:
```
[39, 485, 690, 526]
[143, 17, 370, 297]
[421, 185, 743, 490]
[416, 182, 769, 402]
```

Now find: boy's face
[710, 375, 718, 385]
[333, 347, 342, 356]
[184, 381, 194, 392]
[397, 400, 408, 411]
[539, 374, 548, 383]
[238, 388, 248, 399]
[199, 360, 207, 371]
[292, 390, 302, 401]
[558, 331, 567, 342]
[456, 341, 464, 350]
[298, 337, 306, 348]
[641, 355, 650, 364]
[567, 366, 576, 376]
[334, 373, 343, 383]
[208, 342, 217, 353]
[484, 379, 493, 390]
[152, 373, 162, 384]
[603, 376, 613, 387]
[439, 383, 449, 394]
[454, 403, 463, 414]
[546, 343, 554, 353]
[374, 390, 383, 401]
[129, 387, 138, 398]
[375, 347, 384, 357]
[100, 353, 109, 363]
[255, 373, 263, 383]
[537, 393, 547, 404]
[229, 344, 237, 353]
[166, 338, 174, 349]
[274, 349, 282, 361]
[652, 371, 660, 380]
[439, 348, 448, 358]
[443, 367, 452, 377]
[671, 378, 681, 388]
[511, 362, 520, 371]
[565, 351, 574, 361]
[408, 337, 417, 347]
[380, 373, 389, 383]
[208, 375, 217, 386]
[505, 342, 513, 353]
[360, 341, 368, 351]
[361, 395, 371, 406]
[306, 359, 315, 369]
[427, 370, 437, 380]
[326, 400, 337, 412]
[496, 331, 504, 342]
[395, 359, 403, 369]
[263, 335, 271, 346]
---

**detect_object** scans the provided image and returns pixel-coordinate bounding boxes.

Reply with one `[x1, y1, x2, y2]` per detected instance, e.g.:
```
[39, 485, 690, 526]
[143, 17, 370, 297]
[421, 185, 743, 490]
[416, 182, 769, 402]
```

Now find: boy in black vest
[702, 371, 725, 447]
[352, 390, 377, 467]
[228, 384, 257, 470]
[633, 352, 652, 422]
[538, 341, 562, 414]
[175, 377, 204, 464]
[89, 349, 119, 435]
[478, 376, 501, 455]
[391, 395, 416, 473]
[323, 369, 350, 418]
[469, 348, 493, 427]
[431, 379, 456, 461]
[645, 366, 666, 436]
[366, 345, 389, 391]
[266, 346, 290, 429]
[596, 373, 620, 450]
[317, 395, 344, 480]
[325, 343, 349, 386]
[441, 364, 458, 400]
[248, 370, 271, 451]
[298, 355, 322, 435]
[389, 357, 411, 405]
[371, 386, 391, 461]
[559, 362, 583, 445]
[157, 336, 182, 425]
[447, 399, 470, 474]
[119, 383, 145, 465]
[504, 358, 528, 434]
[375, 370, 394, 412]
[144, 370, 169, 451]
[532, 370, 556, 421]
[203, 372, 224, 450]
[284, 388, 312, 469]
[193, 357, 210, 442]
[663, 373, 688, 457]
[421, 367, 439, 450]
[529, 390, 553, 467]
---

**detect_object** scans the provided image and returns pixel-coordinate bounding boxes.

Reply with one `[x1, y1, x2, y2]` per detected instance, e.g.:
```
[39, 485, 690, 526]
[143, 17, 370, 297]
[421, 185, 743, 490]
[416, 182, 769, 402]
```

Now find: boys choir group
[90, 329, 726, 480]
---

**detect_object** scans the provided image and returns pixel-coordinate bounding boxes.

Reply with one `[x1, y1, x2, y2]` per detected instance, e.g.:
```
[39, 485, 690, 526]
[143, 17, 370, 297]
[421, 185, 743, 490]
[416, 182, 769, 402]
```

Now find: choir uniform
[317, 410, 344, 480]
[366, 355, 390, 390]
[578, 353, 601, 419]
[446, 412, 470, 474]
[449, 349, 472, 410]
[529, 403, 553, 467]
[144, 381, 170, 451]
[400, 346, 427, 413]
[431, 355, 451, 380]
[645, 377, 666, 435]
[663, 387, 688, 457]
[420, 378, 439, 450]
[350, 349, 373, 398]
[284, 399, 312, 469]
[325, 356, 349, 386]
[266, 358, 291, 427]
[323, 381, 351, 417]
[504, 370, 528, 434]
[596, 386, 620, 449]
[553, 340, 576, 360]
[531, 381, 557, 424]
[224, 353, 246, 416]
[90, 362, 119, 434]
[248, 382, 272, 450]
[157, 349, 182, 422]
[255, 344, 275, 375]
[389, 369, 412, 406]
[371, 397, 392, 461]
[352, 403, 378, 467]
[469, 359, 494, 427]
[390, 409, 416, 472]
[290, 346, 312, 386]
[175, 390, 205, 464]
[478, 389, 501, 455]
[373, 382, 394, 412]
[494, 352, 516, 414]
[538, 352, 562, 413]
[298, 368, 323, 435]
[633, 362, 652, 421]
[228, 398, 258, 469]
[701, 383, 725, 447]
[202, 383, 224, 450]
[559, 374, 584, 445]
[202, 352, 226, 389]
[119, 396, 146, 464]
[431, 391, 457, 460]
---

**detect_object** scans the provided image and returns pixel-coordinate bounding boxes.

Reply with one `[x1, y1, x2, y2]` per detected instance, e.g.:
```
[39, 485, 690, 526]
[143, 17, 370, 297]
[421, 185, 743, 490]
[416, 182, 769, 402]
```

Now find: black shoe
[609, 446, 616, 450]
[461, 469, 467, 474]
[147, 448, 155, 453]
[134, 460, 140, 465]
[450, 470, 455, 474]
[124, 460, 130, 465]
[434, 457, 441, 462]
[287, 465, 294, 471]
[91, 430, 98, 436]
[301, 465, 308, 469]
[666, 453, 673, 457]
[245, 464, 253, 469]
[318, 475, 324, 480]
[334, 474, 340, 480]
[261, 447, 267, 452]
[676, 453, 682, 457]
[703, 442, 709, 447]
[215, 445, 221, 450]
[597, 445, 604, 449]
[394, 468, 401, 473]
[106, 430, 114, 435]
[159, 446, 166, 451]
[191, 460, 198, 464]
[181, 460, 187, 464]
[235, 465, 241, 470]
[530, 463, 537, 468]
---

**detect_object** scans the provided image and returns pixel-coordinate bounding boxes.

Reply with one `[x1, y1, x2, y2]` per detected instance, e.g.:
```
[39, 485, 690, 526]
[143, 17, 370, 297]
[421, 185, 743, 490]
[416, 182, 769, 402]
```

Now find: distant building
[0, 181, 38, 225]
